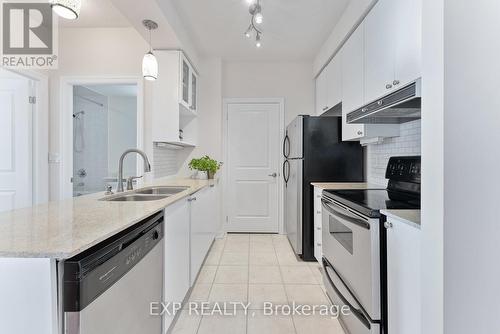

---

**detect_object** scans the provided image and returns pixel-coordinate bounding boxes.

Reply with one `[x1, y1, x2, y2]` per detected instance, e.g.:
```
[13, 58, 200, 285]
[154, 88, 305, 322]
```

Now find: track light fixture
[243, 0, 263, 48]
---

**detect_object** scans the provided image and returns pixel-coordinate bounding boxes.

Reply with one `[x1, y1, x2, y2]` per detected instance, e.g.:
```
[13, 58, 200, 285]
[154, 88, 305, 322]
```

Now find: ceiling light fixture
[142, 19, 159, 81]
[51, 0, 81, 20]
[243, 0, 263, 48]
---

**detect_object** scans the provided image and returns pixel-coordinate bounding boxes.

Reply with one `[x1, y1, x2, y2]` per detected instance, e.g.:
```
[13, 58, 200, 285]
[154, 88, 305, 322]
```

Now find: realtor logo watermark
[1, 0, 58, 68]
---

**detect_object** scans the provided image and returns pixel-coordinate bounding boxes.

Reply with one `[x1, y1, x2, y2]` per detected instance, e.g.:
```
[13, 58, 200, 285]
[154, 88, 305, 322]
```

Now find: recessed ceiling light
[51, 0, 81, 20]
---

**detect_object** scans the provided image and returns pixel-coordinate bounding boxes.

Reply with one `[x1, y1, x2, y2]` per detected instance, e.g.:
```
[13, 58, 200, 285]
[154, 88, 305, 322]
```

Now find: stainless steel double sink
[100, 186, 189, 202]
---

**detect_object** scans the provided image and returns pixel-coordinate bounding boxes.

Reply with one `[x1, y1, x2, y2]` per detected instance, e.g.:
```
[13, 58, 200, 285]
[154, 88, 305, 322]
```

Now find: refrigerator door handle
[283, 160, 290, 185]
[283, 135, 290, 158]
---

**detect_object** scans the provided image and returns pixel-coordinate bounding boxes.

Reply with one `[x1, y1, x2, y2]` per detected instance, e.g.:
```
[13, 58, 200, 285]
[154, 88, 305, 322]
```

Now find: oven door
[321, 197, 381, 334]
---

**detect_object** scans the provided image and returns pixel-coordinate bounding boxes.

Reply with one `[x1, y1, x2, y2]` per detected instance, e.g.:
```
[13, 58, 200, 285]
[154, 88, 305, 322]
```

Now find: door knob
[269, 173, 278, 178]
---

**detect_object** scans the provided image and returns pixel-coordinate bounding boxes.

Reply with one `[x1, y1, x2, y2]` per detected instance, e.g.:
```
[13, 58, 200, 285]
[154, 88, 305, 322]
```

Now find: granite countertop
[381, 209, 421, 229]
[311, 182, 382, 190]
[0, 177, 216, 259]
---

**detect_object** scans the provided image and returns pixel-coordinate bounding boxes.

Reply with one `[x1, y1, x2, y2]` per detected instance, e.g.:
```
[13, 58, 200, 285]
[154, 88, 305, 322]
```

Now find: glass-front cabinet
[179, 54, 198, 114]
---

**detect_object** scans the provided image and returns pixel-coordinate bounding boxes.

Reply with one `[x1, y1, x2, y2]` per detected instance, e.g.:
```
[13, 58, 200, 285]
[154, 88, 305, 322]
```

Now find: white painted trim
[59, 76, 145, 199]
[5, 69, 49, 205]
[222, 98, 285, 234]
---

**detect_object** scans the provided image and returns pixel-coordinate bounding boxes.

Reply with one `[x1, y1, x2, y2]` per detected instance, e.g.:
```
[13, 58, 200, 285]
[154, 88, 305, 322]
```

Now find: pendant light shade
[51, 0, 81, 20]
[142, 19, 159, 81]
[142, 51, 158, 81]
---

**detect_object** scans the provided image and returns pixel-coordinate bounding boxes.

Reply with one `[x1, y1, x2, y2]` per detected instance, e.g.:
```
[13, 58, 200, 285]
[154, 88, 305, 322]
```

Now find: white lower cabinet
[190, 184, 218, 285]
[163, 182, 219, 332]
[385, 217, 421, 334]
[163, 198, 191, 331]
[313, 187, 323, 262]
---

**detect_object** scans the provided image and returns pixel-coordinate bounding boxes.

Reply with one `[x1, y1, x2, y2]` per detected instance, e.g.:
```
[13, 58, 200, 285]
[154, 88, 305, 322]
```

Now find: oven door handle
[321, 198, 370, 230]
[322, 257, 380, 329]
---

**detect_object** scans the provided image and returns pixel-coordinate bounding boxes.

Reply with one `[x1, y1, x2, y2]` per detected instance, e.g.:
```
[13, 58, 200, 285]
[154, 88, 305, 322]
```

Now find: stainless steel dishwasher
[62, 212, 164, 334]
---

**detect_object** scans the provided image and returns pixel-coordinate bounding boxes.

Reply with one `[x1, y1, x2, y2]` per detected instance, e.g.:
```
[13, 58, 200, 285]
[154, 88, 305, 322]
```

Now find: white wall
[107, 95, 137, 177]
[48, 27, 151, 200]
[443, 0, 500, 332]
[421, 0, 444, 332]
[222, 61, 314, 126]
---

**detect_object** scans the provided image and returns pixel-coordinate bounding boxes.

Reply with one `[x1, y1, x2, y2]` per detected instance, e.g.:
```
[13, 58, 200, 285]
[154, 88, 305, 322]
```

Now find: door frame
[59, 76, 144, 199]
[222, 98, 285, 234]
[3, 68, 50, 205]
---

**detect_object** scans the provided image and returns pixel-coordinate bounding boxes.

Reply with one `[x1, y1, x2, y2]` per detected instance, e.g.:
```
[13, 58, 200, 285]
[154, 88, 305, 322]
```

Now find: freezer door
[286, 116, 303, 159]
[285, 159, 303, 254]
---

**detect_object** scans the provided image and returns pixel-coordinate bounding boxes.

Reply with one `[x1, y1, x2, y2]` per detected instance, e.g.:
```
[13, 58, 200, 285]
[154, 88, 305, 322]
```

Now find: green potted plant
[188, 156, 222, 179]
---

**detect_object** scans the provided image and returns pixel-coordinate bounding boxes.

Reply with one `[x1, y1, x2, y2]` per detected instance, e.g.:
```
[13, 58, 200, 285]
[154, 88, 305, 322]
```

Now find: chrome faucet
[117, 149, 151, 192]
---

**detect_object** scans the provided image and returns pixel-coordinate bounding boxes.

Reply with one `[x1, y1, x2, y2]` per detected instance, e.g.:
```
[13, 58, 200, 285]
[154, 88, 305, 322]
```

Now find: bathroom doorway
[71, 83, 140, 197]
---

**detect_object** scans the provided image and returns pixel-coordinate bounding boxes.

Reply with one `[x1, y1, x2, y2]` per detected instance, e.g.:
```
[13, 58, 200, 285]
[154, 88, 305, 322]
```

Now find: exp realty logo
[1, 0, 58, 68]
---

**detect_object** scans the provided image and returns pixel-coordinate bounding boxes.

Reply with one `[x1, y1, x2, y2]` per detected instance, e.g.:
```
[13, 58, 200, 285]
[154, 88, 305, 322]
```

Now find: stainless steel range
[321, 156, 420, 334]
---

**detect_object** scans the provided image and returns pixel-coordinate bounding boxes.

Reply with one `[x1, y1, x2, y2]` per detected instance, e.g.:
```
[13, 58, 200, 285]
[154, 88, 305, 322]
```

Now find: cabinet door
[190, 71, 198, 112]
[180, 56, 190, 109]
[190, 186, 216, 285]
[386, 219, 421, 334]
[341, 24, 366, 141]
[163, 200, 191, 330]
[326, 56, 342, 110]
[315, 70, 328, 115]
[394, 0, 422, 88]
[364, 0, 396, 103]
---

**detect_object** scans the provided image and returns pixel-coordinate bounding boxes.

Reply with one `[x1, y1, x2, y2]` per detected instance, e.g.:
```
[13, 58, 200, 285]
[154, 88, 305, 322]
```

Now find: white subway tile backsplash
[153, 145, 178, 178]
[366, 120, 421, 186]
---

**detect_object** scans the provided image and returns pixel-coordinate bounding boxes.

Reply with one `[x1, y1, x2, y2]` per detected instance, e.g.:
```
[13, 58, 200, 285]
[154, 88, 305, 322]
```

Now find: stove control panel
[385, 156, 421, 183]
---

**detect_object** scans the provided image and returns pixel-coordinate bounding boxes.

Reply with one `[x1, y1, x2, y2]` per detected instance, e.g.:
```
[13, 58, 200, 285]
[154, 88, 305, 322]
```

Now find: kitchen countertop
[311, 182, 381, 190]
[0, 177, 216, 259]
[381, 209, 421, 229]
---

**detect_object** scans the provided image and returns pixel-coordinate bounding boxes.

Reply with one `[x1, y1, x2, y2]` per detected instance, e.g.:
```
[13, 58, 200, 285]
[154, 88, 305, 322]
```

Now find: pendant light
[51, 0, 81, 20]
[142, 19, 159, 81]
[243, 0, 264, 48]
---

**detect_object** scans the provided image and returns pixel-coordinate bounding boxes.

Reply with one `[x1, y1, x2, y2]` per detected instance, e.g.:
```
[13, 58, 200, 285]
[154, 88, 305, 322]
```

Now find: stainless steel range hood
[347, 79, 421, 124]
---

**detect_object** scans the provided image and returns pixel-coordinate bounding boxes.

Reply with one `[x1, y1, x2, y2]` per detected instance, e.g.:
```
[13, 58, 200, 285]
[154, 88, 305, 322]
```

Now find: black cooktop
[323, 188, 421, 218]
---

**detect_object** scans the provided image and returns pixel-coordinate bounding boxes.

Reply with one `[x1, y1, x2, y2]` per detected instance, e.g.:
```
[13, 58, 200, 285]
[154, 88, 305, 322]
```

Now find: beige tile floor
[171, 234, 345, 334]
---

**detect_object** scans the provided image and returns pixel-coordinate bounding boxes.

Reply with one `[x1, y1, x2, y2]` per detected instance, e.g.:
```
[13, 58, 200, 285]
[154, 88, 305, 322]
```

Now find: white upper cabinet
[364, 0, 422, 103]
[341, 24, 366, 141]
[315, 69, 328, 115]
[326, 56, 342, 111]
[394, 0, 422, 88]
[315, 55, 342, 115]
[152, 50, 198, 146]
[364, 0, 396, 103]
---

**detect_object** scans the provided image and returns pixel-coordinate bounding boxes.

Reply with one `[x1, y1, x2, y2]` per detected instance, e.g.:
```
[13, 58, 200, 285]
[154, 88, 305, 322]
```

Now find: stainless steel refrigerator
[283, 115, 364, 261]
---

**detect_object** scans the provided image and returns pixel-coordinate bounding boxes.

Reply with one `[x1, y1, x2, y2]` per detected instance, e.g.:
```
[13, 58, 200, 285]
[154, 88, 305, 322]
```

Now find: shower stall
[72, 85, 137, 197]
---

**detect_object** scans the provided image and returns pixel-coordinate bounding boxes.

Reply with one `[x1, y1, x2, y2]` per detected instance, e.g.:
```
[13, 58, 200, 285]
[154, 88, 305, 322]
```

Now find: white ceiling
[169, 0, 350, 61]
[84, 84, 137, 97]
[59, 0, 131, 28]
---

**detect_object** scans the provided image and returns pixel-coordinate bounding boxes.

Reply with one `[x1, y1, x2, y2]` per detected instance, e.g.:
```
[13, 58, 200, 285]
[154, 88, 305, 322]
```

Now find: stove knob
[152, 230, 160, 240]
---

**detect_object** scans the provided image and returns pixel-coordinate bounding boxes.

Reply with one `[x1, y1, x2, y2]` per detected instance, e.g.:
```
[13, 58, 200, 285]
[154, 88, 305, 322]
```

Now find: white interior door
[226, 102, 281, 233]
[0, 71, 32, 212]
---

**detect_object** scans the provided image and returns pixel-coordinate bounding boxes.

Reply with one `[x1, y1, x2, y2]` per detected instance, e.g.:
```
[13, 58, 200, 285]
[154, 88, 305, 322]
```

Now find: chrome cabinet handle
[384, 221, 393, 229]
[323, 106, 329, 111]
[316, 210, 321, 214]
[393, 80, 400, 85]
[316, 243, 322, 246]
[268, 173, 278, 178]
[386, 84, 393, 89]
[188, 197, 197, 202]
[316, 227, 321, 230]
[357, 131, 363, 136]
